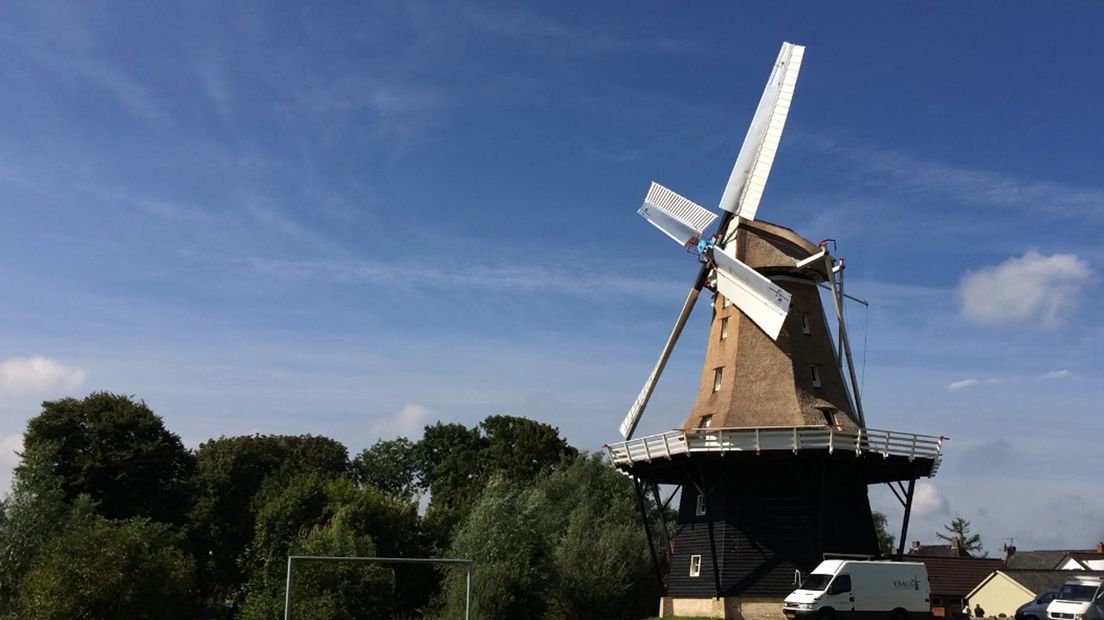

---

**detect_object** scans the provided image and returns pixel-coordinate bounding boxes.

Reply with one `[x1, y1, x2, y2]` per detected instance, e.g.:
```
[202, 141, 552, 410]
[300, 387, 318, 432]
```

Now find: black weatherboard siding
[667, 457, 880, 598]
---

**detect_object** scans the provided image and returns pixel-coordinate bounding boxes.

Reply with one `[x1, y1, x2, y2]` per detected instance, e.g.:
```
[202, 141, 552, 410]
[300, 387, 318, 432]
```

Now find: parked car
[1016, 589, 1058, 620]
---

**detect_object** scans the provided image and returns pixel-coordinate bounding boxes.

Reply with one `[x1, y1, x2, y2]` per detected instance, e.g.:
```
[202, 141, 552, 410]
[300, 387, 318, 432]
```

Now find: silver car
[1017, 590, 1059, 620]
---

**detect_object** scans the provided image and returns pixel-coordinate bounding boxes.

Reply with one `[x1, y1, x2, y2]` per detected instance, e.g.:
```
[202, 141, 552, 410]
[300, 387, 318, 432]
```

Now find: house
[965, 570, 1103, 618]
[1055, 545, 1104, 571]
[909, 554, 1005, 617]
[1005, 544, 1104, 570]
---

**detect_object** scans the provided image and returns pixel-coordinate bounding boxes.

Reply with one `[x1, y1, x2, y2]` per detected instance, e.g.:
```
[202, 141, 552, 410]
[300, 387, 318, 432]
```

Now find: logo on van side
[893, 577, 921, 591]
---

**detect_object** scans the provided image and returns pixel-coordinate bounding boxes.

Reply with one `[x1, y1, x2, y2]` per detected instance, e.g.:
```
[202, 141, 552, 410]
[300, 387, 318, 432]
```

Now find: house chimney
[951, 539, 960, 550]
[912, 541, 920, 551]
[1096, 542, 1103, 554]
[1005, 545, 1016, 560]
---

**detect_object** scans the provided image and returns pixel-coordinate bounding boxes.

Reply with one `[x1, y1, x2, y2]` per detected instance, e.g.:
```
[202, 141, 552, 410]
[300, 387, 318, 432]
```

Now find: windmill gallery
[604, 43, 946, 619]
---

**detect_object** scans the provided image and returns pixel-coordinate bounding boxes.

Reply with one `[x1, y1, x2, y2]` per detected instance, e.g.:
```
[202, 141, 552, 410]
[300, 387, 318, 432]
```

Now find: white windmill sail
[717, 42, 805, 221]
[711, 246, 792, 339]
[638, 182, 718, 247]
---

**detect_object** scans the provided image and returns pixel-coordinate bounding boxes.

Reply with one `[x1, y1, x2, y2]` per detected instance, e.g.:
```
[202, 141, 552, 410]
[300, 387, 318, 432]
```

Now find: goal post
[283, 555, 473, 620]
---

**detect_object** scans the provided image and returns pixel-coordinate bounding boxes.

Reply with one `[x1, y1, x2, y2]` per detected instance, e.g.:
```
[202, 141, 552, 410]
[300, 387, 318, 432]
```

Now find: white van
[1046, 576, 1103, 620]
[783, 560, 931, 620]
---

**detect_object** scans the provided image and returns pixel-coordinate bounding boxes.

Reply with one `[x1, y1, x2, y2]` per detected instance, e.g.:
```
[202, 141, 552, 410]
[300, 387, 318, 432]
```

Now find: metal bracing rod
[837, 264, 845, 376]
[896, 478, 917, 558]
[823, 255, 866, 427]
[650, 481, 673, 562]
[886, 481, 905, 507]
[661, 483, 682, 513]
[634, 477, 666, 590]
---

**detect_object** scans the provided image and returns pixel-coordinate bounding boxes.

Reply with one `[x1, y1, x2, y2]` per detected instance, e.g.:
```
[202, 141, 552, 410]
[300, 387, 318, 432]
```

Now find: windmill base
[658, 595, 785, 620]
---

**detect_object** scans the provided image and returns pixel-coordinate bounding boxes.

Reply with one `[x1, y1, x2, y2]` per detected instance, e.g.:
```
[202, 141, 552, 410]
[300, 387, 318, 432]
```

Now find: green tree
[189, 434, 349, 601]
[937, 516, 983, 555]
[435, 455, 659, 620]
[21, 392, 194, 526]
[241, 474, 427, 619]
[0, 445, 71, 616]
[18, 516, 195, 620]
[436, 476, 553, 620]
[873, 511, 897, 556]
[352, 437, 419, 498]
[539, 455, 660, 620]
[416, 416, 578, 543]
[479, 415, 578, 482]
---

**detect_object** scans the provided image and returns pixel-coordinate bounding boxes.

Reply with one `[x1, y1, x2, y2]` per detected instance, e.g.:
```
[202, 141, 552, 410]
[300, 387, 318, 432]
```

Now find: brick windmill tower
[606, 43, 944, 620]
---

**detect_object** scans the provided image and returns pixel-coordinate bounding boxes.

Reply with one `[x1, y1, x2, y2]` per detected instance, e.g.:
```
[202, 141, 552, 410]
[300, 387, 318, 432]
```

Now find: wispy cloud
[243, 256, 679, 299]
[959, 251, 1092, 328]
[799, 134, 1104, 222]
[0, 356, 86, 397]
[1039, 369, 1072, 380]
[947, 378, 1002, 391]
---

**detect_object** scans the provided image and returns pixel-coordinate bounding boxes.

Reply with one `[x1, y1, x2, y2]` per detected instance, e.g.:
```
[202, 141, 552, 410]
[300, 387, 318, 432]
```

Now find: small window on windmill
[695, 493, 707, 516]
[809, 364, 822, 388]
[801, 313, 812, 335]
[698, 415, 713, 429]
[722, 295, 731, 308]
[689, 554, 702, 577]
[720, 317, 729, 340]
[818, 407, 836, 427]
[712, 367, 723, 392]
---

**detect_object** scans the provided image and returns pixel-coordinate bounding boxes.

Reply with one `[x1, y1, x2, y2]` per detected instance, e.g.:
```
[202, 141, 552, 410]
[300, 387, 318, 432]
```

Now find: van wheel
[890, 609, 908, 620]
[819, 609, 836, 620]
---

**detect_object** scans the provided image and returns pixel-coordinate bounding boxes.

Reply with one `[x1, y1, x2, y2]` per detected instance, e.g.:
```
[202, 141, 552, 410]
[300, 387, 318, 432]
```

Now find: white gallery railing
[605, 426, 944, 475]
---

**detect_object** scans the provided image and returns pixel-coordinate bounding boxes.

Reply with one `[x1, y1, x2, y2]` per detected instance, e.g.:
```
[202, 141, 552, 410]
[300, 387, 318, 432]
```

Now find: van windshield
[800, 574, 832, 591]
[1056, 584, 1098, 602]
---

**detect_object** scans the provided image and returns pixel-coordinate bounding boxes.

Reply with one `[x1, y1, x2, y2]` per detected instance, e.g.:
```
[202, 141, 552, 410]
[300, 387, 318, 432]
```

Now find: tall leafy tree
[0, 446, 72, 616]
[435, 455, 658, 620]
[241, 474, 428, 619]
[190, 434, 349, 601]
[416, 416, 578, 542]
[937, 516, 983, 555]
[352, 437, 419, 498]
[873, 511, 897, 556]
[18, 516, 195, 620]
[20, 392, 194, 526]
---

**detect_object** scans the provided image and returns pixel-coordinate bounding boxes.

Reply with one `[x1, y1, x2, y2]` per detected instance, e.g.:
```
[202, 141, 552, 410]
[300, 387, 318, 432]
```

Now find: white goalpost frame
[283, 555, 473, 620]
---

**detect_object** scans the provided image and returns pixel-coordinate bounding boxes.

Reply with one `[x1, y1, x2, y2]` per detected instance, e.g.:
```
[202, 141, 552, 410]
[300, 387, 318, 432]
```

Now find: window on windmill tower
[689, 554, 702, 577]
[809, 364, 822, 388]
[695, 493, 707, 516]
[712, 367, 723, 392]
[698, 415, 713, 429]
[819, 408, 836, 426]
[722, 295, 731, 308]
[720, 317, 729, 340]
[801, 313, 812, 335]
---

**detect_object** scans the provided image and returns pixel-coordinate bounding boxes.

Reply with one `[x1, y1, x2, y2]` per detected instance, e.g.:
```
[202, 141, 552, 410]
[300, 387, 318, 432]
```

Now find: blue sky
[1, 2, 1102, 553]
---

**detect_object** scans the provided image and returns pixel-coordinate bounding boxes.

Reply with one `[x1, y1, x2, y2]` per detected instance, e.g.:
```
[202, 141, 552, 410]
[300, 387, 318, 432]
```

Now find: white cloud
[368, 404, 436, 441]
[1039, 369, 1071, 380]
[947, 378, 1001, 391]
[911, 481, 951, 518]
[0, 356, 86, 397]
[959, 251, 1092, 328]
[948, 379, 979, 391]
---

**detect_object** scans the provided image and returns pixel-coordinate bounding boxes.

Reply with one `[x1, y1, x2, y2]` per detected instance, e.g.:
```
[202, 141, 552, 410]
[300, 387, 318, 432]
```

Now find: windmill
[604, 43, 945, 618]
